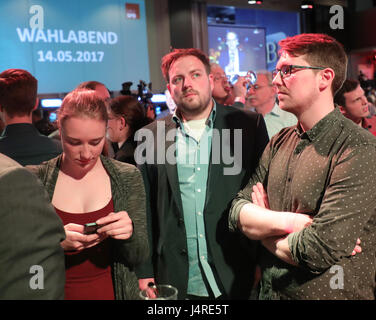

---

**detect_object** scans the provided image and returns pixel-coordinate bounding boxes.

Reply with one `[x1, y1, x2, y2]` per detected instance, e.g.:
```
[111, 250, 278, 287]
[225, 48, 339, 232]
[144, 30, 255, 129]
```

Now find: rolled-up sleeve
[288, 144, 376, 273]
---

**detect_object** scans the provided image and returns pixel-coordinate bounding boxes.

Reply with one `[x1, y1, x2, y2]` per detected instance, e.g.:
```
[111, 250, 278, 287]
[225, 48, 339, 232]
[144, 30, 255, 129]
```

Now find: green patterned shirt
[230, 108, 376, 299]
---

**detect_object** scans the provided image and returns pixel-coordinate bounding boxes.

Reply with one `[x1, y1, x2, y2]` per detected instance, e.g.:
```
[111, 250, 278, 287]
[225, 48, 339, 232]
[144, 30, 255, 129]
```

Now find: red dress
[55, 199, 115, 300]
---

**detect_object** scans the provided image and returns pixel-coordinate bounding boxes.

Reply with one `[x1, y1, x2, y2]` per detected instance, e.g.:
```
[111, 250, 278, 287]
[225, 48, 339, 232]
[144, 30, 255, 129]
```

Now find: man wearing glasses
[210, 63, 232, 105]
[245, 71, 297, 138]
[210, 63, 248, 107]
[229, 33, 376, 299]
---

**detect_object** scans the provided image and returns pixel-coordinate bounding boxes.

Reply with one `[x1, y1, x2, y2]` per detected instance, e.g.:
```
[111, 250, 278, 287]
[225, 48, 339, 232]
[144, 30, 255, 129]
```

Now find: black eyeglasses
[272, 65, 325, 79]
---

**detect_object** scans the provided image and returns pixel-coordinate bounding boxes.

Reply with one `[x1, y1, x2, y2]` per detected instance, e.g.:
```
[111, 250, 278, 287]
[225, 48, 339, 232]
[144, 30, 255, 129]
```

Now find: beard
[175, 89, 212, 118]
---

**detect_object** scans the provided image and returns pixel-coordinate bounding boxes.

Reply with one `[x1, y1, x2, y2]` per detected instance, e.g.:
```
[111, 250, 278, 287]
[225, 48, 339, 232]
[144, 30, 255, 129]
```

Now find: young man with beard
[229, 33, 376, 299]
[135, 48, 269, 299]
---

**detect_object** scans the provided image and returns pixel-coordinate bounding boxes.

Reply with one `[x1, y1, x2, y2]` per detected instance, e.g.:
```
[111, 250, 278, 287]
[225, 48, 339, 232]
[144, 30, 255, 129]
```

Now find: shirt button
[199, 234, 203, 238]
[197, 167, 201, 171]
[197, 211, 202, 216]
[197, 188, 201, 192]
[201, 256, 205, 260]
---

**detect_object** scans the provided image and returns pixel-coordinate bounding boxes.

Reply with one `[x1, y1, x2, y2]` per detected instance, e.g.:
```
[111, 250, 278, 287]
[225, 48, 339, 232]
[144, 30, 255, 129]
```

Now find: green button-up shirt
[230, 108, 376, 299]
[173, 102, 222, 298]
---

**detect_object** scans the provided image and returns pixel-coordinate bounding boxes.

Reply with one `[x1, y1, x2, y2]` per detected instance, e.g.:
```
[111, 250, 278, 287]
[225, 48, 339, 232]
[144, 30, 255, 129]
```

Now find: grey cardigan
[27, 155, 149, 300]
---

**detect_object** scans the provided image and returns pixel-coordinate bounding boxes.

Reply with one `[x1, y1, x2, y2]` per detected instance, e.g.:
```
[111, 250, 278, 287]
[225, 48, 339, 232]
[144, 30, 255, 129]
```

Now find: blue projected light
[49, 112, 57, 122]
[208, 25, 267, 76]
[151, 94, 167, 104]
[41, 98, 62, 108]
[0, 0, 149, 93]
[154, 106, 161, 115]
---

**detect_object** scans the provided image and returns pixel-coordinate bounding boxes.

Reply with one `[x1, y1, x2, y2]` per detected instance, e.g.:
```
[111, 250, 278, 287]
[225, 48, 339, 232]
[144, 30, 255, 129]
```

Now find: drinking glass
[139, 284, 178, 300]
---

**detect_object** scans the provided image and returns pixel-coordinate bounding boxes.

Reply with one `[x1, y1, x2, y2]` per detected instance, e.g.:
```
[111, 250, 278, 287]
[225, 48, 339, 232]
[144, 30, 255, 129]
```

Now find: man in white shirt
[246, 71, 297, 138]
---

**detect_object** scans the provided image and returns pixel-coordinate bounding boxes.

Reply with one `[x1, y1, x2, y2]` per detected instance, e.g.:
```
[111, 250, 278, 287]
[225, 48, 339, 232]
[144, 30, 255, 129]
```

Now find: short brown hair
[278, 33, 348, 96]
[334, 79, 359, 108]
[0, 69, 37, 117]
[161, 48, 211, 83]
[76, 80, 108, 92]
[58, 88, 108, 128]
[109, 95, 148, 135]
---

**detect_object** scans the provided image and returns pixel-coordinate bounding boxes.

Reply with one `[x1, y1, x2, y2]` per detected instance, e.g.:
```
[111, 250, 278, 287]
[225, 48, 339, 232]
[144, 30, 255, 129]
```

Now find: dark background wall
[148, 0, 376, 90]
[168, 0, 195, 48]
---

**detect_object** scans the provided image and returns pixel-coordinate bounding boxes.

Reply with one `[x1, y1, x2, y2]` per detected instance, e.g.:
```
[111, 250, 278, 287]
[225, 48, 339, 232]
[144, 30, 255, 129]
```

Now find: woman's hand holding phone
[61, 223, 108, 251]
[95, 211, 133, 240]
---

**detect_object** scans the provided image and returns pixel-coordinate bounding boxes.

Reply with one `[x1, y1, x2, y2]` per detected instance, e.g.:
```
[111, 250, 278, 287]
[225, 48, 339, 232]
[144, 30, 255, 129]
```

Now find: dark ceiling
[204, 0, 348, 11]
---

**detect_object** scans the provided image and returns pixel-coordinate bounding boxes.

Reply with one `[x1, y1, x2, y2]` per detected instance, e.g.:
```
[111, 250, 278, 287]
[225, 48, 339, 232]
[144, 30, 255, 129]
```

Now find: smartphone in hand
[83, 222, 100, 235]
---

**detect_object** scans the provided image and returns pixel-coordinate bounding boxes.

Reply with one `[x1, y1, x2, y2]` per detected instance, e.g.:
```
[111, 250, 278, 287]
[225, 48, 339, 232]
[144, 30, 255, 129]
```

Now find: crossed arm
[237, 182, 311, 265]
[238, 182, 361, 267]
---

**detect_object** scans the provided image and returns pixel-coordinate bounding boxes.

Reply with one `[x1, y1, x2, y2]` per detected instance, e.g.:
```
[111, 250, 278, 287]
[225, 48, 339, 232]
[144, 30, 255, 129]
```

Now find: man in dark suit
[219, 31, 256, 76]
[135, 48, 269, 299]
[0, 69, 62, 166]
[0, 153, 65, 299]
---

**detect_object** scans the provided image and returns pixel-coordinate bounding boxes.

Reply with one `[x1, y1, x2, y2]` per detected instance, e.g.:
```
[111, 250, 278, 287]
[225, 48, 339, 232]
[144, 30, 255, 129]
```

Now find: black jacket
[0, 123, 62, 166]
[113, 138, 137, 166]
[135, 104, 269, 299]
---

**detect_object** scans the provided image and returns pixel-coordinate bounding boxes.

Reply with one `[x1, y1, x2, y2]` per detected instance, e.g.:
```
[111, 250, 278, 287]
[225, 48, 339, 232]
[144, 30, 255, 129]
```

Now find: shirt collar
[172, 98, 217, 128]
[268, 103, 282, 117]
[2, 123, 39, 137]
[295, 108, 341, 142]
[362, 116, 374, 131]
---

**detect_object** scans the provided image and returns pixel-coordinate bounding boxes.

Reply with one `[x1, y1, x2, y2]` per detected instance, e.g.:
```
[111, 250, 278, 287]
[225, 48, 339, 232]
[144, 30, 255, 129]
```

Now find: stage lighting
[40, 98, 62, 108]
[301, 1, 314, 9]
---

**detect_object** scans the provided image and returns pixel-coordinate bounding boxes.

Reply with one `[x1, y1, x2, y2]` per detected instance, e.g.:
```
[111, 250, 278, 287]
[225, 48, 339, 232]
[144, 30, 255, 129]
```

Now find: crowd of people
[0, 32, 375, 300]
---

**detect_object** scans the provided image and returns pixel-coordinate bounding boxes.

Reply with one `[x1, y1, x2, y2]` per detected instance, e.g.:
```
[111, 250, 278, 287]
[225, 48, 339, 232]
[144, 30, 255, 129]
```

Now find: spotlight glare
[301, 1, 314, 9]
